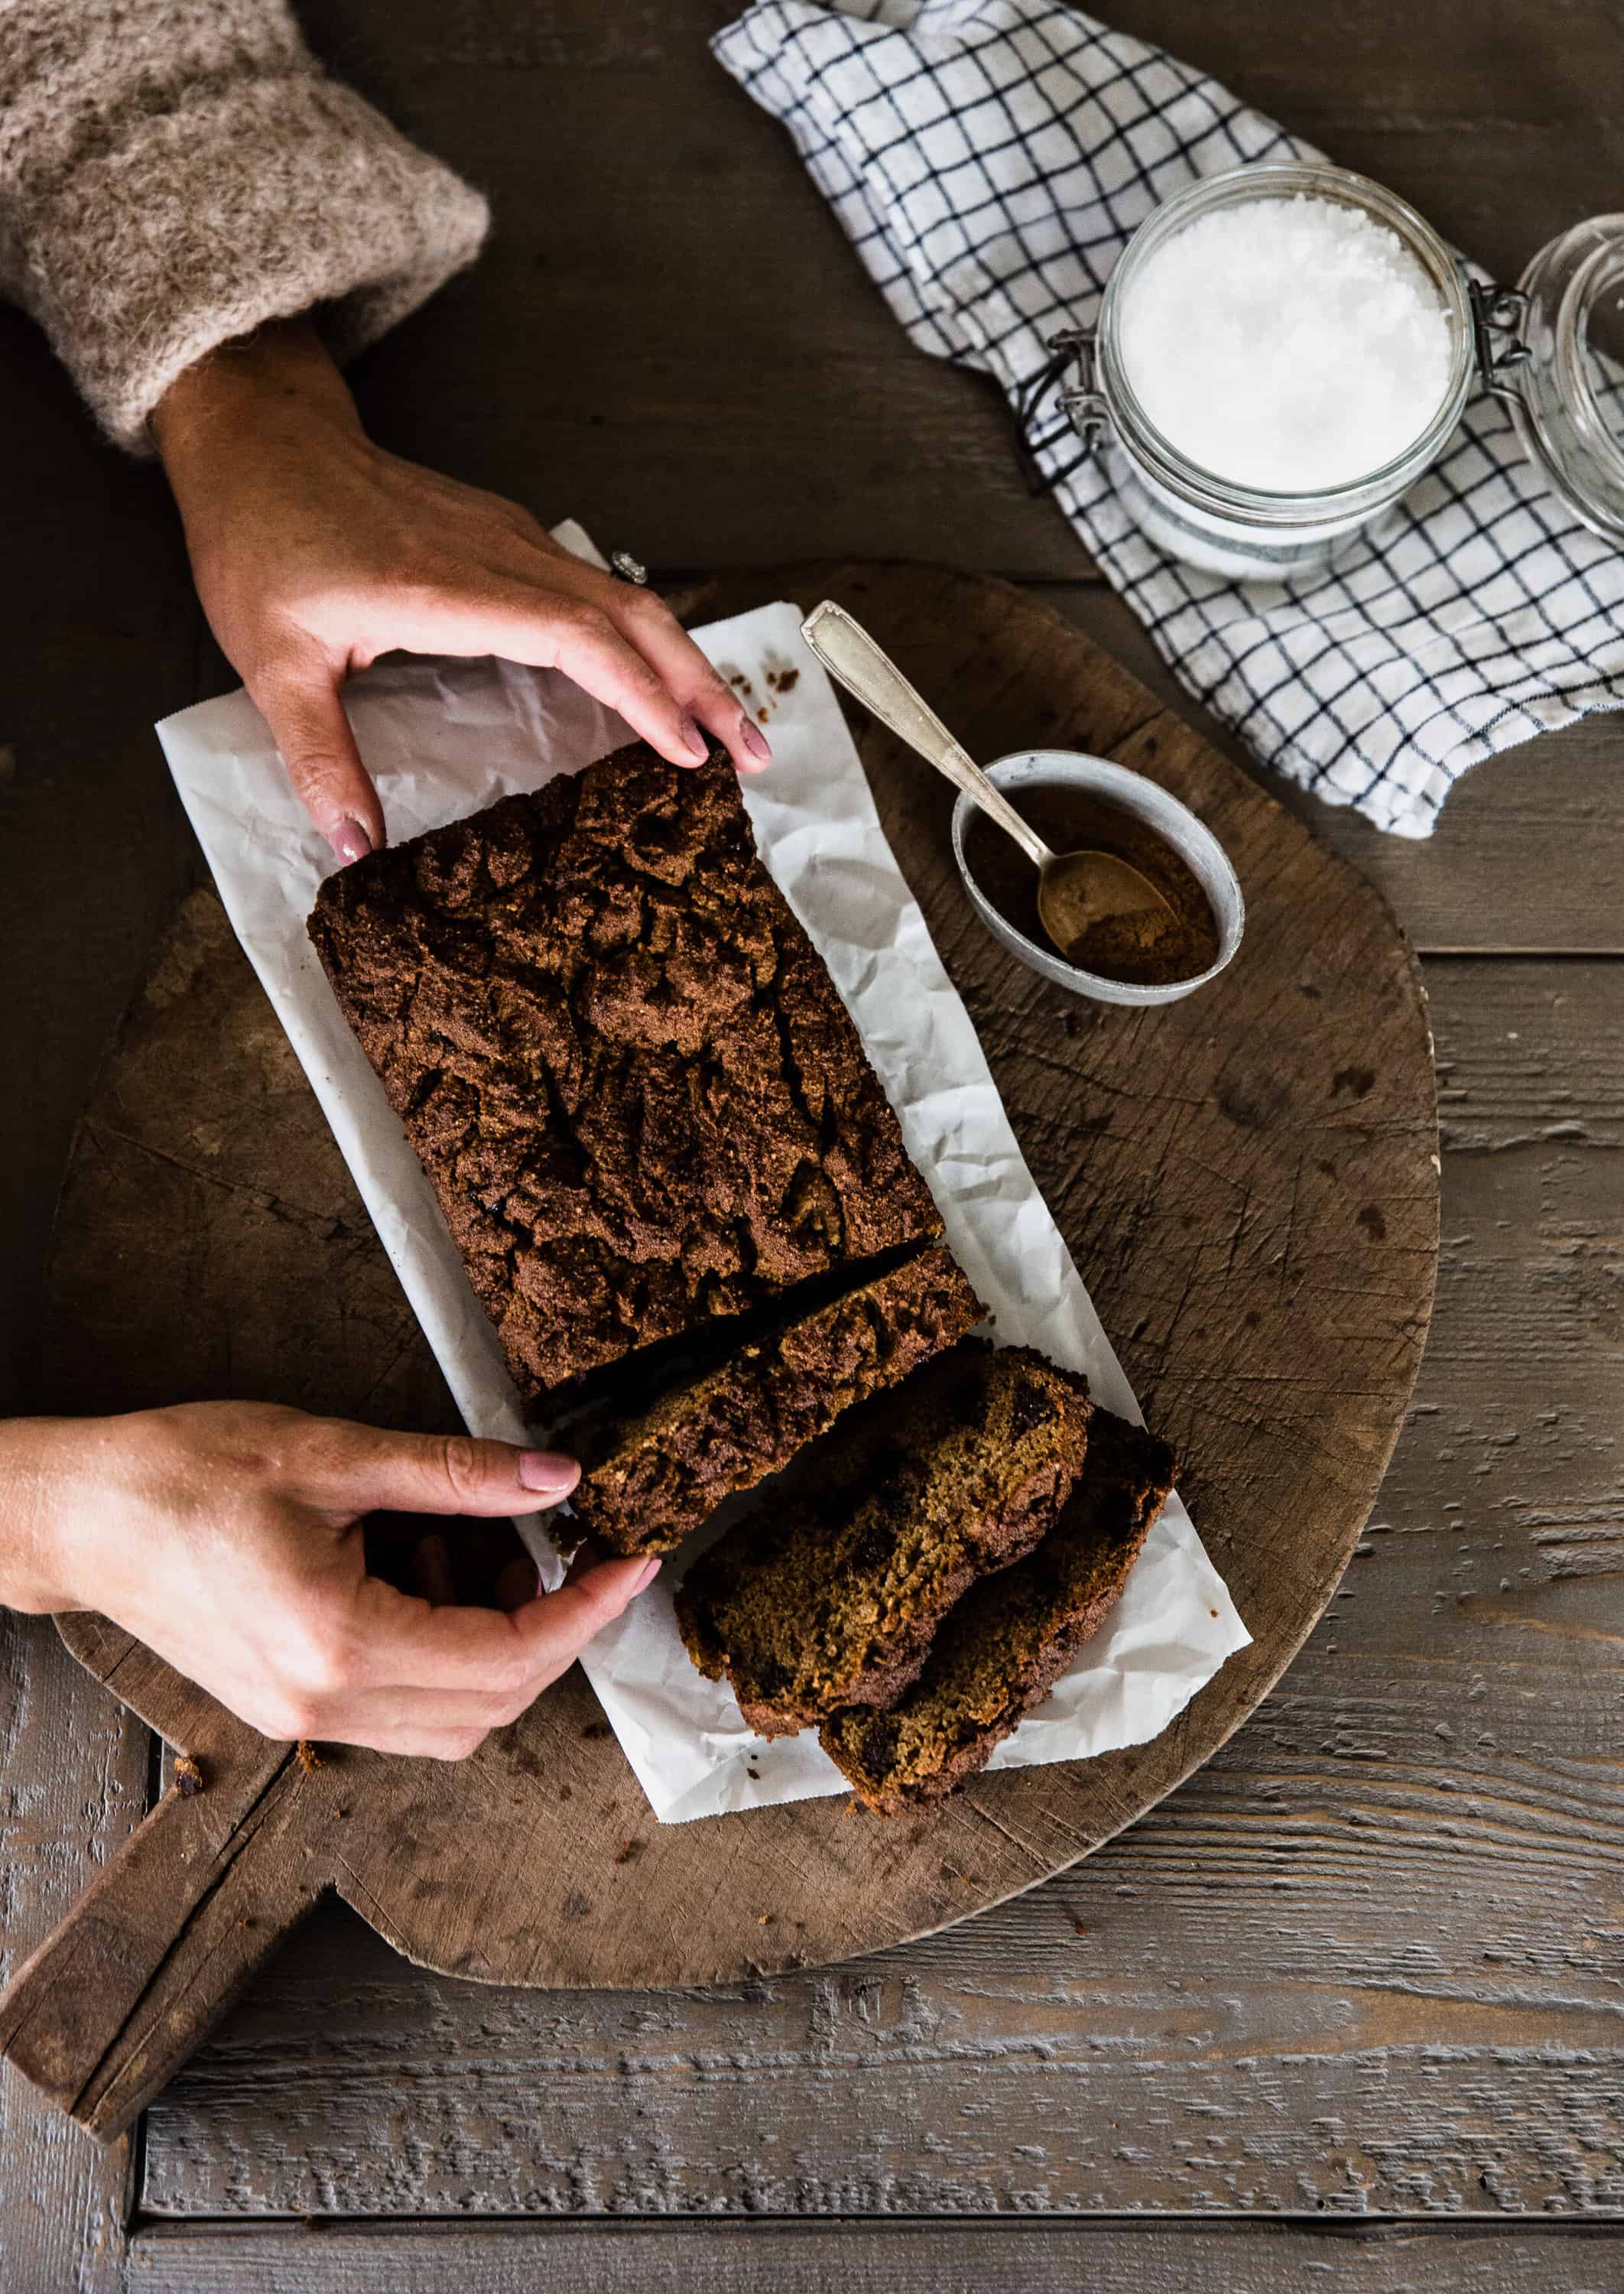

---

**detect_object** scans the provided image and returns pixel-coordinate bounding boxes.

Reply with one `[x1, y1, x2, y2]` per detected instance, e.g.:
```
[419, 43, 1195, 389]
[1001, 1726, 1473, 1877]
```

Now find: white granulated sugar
[1117, 194, 1453, 493]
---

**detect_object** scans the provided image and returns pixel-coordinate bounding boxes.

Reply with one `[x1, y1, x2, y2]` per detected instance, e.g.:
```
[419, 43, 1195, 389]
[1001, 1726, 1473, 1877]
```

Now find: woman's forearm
[150, 317, 362, 466]
[0, 1418, 81, 1613]
[0, 0, 486, 453]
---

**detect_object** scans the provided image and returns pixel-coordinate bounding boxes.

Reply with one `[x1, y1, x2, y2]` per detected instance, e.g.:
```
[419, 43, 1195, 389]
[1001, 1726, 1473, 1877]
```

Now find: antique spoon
[800, 600, 1177, 962]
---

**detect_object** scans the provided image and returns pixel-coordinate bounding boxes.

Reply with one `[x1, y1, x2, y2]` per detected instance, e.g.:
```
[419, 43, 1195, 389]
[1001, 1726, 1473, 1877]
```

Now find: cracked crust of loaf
[570, 1244, 984, 1557]
[674, 1341, 1093, 1737]
[820, 1409, 1175, 1814]
[306, 743, 941, 1400]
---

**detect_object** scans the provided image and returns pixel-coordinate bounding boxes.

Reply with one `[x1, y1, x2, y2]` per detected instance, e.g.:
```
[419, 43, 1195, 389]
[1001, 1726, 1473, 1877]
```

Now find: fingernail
[679, 714, 710, 762]
[739, 715, 772, 766]
[632, 1555, 662, 1596]
[518, 1448, 578, 1493]
[328, 818, 374, 867]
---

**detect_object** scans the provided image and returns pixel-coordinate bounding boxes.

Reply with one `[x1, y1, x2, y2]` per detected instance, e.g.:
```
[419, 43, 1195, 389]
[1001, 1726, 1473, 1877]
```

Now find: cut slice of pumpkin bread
[570, 1245, 983, 1557]
[820, 1408, 1174, 1813]
[675, 1341, 1092, 1737]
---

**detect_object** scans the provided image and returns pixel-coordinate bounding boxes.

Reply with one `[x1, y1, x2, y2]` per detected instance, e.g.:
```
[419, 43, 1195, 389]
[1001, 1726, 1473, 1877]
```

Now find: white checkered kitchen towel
[715, 0, 1624, 837]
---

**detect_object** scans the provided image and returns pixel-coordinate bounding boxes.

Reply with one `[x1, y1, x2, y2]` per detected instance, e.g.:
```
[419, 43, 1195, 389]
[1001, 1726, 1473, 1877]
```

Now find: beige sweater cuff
[9, 68, 489, 453]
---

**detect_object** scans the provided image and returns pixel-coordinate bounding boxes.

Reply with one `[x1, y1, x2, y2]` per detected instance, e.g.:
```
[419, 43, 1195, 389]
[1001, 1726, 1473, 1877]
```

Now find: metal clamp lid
[1467, 280, 1533, 402]
[1012, 329, 1108, 495]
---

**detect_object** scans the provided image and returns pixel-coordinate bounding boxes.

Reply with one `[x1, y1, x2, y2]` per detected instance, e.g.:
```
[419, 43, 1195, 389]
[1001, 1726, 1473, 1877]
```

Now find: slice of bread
[570, 1245, 983, 1558]
[676, 1341, 1092, 1737]
[820, 1409, 1174, 1812]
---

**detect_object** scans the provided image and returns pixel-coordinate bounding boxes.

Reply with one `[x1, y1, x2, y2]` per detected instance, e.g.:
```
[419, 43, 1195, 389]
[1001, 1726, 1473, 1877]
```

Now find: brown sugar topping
[307, 743, 941, 1402]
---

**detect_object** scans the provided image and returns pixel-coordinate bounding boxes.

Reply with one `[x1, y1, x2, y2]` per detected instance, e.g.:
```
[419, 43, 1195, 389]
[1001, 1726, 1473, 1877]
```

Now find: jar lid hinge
[1468, 280, 1532, 402]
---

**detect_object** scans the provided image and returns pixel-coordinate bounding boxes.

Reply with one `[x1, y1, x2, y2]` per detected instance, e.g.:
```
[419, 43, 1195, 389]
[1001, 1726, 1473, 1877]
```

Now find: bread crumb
[295, 1740, 323, 1775]
[172, 1753, 205, 1798]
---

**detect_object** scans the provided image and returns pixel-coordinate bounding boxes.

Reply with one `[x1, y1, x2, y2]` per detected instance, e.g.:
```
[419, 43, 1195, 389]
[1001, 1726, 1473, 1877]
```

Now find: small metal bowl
[950, 750, 1245, 1006]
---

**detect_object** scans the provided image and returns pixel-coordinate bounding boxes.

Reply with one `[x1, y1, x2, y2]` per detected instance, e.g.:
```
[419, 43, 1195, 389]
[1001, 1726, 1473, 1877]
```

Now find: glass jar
[1048, 161, 1624, 579]
[1504, 214, 1624, 546]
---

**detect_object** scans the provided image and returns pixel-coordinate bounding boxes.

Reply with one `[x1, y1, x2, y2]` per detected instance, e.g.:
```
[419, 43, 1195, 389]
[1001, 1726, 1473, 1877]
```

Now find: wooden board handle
[0, 1727, 317, 2141]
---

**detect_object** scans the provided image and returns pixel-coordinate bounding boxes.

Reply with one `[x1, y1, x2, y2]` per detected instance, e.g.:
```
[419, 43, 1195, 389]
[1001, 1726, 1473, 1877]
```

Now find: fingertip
[327, 818, 375, 868]
[645, 727, 704, 771]
[570, 1552, 661, 1623]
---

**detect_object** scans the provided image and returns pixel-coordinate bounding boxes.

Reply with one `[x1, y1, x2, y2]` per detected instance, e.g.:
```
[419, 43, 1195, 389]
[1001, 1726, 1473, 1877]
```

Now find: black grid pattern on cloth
[716, 0, 1624, 838]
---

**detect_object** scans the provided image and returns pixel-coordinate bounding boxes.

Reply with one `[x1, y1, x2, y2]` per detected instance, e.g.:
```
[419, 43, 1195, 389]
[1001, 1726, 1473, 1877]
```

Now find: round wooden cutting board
[2, 564, 1437, 2140]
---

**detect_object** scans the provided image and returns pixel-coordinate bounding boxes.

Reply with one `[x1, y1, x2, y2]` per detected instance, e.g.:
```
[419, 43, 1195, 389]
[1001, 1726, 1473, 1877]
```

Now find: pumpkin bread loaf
[307, 742, 942, 1402]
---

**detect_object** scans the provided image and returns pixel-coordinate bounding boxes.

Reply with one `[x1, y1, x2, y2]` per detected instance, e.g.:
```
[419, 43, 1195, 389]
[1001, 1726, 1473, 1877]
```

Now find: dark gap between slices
[547, 1232, 958, 1433]
[565, 1242, 984, 1557]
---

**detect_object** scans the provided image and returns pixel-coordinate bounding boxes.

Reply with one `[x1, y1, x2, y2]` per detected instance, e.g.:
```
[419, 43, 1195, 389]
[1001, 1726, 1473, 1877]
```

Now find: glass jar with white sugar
[1047, 162, 1624, 579]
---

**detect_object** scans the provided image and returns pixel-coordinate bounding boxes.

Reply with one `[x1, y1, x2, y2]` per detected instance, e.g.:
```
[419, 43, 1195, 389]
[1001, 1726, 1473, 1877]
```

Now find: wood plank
[330, 2, 1086, 580]
[0, 0, 1613, 2260]
[320, 0, 1624, 944]
[138, 956, 1624, 2221]
[0, 295, 190, 2294]
[1040, 586, 1624, 960]
[0, 1618, 141, 2293]
[125, 2220, 1624, 2292]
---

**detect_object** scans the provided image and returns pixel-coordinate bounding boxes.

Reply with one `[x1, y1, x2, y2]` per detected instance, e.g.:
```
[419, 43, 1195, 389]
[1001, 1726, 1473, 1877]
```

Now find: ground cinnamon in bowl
[963, 787, 1220, 987]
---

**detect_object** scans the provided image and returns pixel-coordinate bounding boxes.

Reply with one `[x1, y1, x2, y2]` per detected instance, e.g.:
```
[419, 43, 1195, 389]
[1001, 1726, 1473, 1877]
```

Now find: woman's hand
[0, 1404, 655, 1759]
[149, 318, 769, 866]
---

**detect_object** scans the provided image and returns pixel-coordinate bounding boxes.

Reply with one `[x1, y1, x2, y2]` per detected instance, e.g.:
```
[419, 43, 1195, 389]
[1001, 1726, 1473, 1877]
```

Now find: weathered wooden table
[3, 3, 1622, 2288]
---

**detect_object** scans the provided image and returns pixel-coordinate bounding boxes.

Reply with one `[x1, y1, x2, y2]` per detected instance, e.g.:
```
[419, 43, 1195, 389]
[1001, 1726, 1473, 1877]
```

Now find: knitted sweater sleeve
[0, 1, 489, 452]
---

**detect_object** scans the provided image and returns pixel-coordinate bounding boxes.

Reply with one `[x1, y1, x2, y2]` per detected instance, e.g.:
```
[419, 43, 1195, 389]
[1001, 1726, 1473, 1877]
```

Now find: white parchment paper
[156, 524, 1248, 1824]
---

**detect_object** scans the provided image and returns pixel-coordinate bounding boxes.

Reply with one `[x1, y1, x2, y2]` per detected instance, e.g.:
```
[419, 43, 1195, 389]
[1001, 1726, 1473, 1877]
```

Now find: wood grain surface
[119, 2221, 1624, 2293]
[132, 959, 1624, 2226]
[4, 564, 1437, 2146]
[305, 0, 1624, 578]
